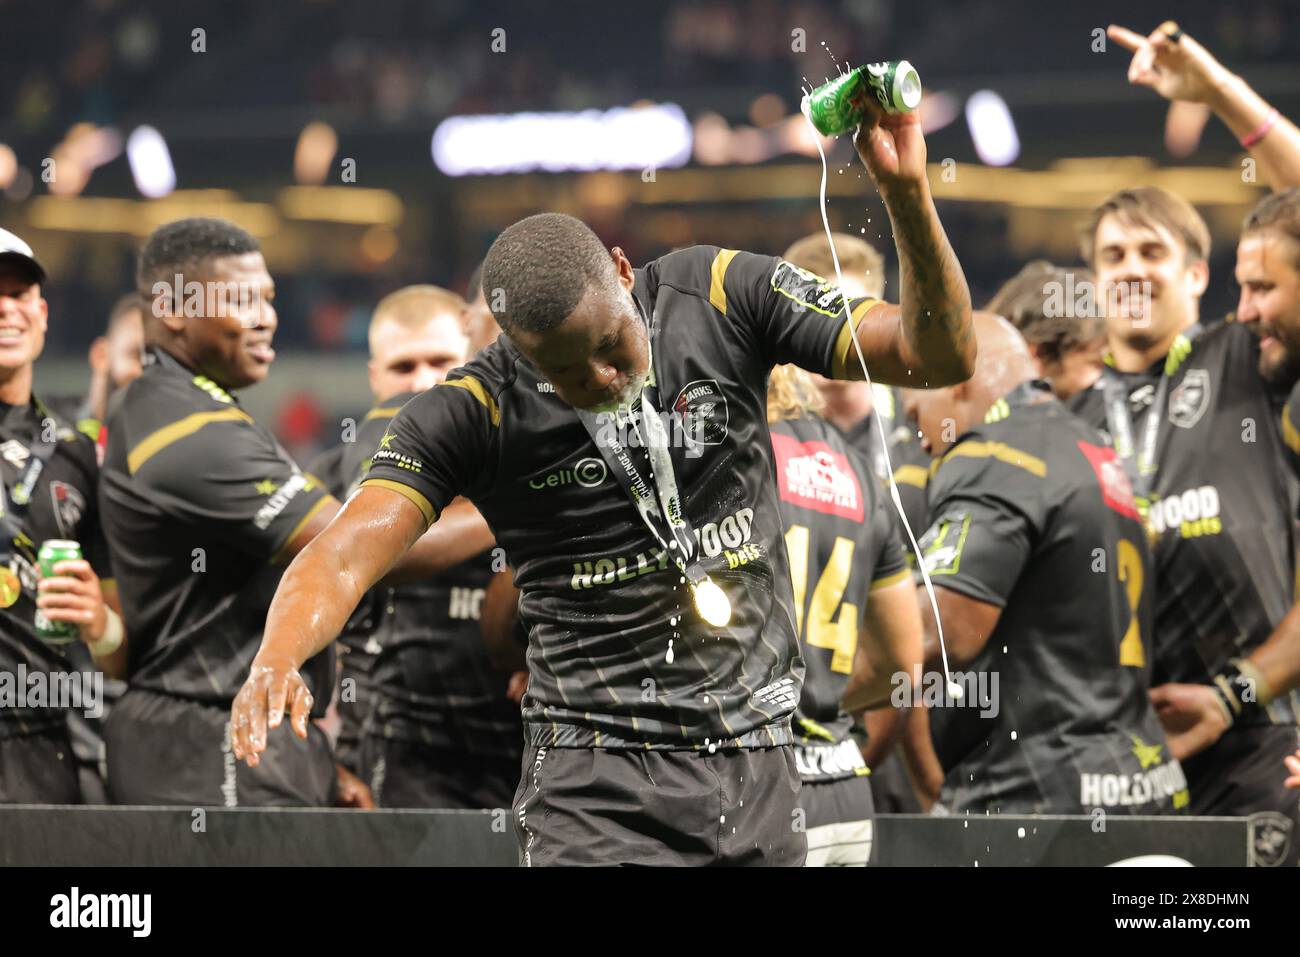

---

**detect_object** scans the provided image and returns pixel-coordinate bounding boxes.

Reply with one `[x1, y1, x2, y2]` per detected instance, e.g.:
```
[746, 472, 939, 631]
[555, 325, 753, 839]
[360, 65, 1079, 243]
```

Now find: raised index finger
[1107, 24, 1147, 52]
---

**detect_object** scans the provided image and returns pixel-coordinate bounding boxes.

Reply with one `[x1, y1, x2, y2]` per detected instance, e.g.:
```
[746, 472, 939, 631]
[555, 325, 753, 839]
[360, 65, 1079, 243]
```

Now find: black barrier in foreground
[0, 807, 1259, 866]
[0, 806, 519, 867]
[872, 814, 1250, 866]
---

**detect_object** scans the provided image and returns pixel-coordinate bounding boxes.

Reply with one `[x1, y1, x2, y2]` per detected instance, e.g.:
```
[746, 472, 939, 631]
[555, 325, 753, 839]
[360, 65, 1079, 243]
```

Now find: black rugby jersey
[306, 442, 348, 504]
[99, 347, 334, 709]
[330, 393, 521, 759]
[772, 413, 908, 782]
[0, 398, 111, 737]
[363, 246, 884, 749]
[921, 381, 1187, 814]
[1070, 321, 1299, 725]
[1283, 379, 1300, 483]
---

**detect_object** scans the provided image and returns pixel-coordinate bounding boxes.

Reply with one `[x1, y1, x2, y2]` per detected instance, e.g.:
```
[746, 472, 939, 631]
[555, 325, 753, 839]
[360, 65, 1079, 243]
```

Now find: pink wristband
[1241, 108, 1279, 148]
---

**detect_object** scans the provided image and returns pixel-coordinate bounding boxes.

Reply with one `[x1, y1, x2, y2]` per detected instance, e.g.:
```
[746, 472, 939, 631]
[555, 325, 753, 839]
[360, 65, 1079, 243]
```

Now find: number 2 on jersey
[1116, 537, 1145, 668]
[784, 524, 858, 674]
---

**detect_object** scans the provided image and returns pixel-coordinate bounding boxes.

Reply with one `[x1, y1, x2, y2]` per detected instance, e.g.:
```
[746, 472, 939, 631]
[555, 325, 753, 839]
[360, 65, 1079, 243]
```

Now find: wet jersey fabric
[770, 413, 907, 782]
[0, 396, 111, 740]
[921, 381, 1187, 814]
[331, 392, 522, 764]
[363, 246, 884, 749]
[1069, 321, 1300, 724]
[99, 346, 335, 710]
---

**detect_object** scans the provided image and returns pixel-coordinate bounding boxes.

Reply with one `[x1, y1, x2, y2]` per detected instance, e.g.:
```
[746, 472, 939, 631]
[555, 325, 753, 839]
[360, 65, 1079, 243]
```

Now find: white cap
[0, 227, 46, 284]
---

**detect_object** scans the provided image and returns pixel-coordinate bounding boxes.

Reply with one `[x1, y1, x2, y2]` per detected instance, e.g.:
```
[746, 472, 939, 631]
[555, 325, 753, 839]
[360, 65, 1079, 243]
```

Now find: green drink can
[36, 539, 81, 643]
[802, 60, 922, 137]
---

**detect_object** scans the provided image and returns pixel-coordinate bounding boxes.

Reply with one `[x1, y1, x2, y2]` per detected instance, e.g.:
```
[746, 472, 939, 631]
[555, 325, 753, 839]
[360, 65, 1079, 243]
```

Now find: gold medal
[0, 565, 21, 609]
[692, 577, 732, 628]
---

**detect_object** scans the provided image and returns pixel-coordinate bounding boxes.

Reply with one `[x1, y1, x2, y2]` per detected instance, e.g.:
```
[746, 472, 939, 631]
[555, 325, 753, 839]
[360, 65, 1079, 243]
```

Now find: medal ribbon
[1100, 325, 1201, 500]
[572, 315, 726, 625]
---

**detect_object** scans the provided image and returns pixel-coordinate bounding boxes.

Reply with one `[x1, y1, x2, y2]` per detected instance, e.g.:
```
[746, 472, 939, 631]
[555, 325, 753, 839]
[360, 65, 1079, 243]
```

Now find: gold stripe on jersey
[893, 464, 929, 489]
[830, 298, 882, 380]
[128, 408, 254, 474]
[1283, 403, 1300, 456]
[940, 440, 1047, 478]
[870, 567, 913, 591]
[363, 405, 403, 422]
[708, 248, 740, 316]
[441, 376, 500, 426]
[358, 478, 437, 526]
[270, 496, 333, 564]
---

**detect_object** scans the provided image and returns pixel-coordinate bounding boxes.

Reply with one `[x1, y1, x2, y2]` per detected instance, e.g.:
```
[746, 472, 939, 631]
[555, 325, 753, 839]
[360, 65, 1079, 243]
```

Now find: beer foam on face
[586, 321, 652, 414]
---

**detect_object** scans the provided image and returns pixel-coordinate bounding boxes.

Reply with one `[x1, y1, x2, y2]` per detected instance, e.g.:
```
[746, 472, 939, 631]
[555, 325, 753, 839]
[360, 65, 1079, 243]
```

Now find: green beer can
[36, 539, 81, 643]
[802, 60, 922, 137]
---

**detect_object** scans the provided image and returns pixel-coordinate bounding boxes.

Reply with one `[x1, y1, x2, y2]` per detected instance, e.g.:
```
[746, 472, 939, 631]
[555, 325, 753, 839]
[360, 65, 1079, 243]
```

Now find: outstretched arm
[231, 486, 440, 766]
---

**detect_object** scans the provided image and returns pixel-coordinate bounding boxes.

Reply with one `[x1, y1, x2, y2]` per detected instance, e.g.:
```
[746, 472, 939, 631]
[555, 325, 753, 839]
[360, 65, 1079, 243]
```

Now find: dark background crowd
[1, 0, 1298, 456]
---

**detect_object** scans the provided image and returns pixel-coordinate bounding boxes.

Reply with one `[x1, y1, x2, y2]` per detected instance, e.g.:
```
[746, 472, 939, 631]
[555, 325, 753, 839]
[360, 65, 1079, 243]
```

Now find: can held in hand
[802, 60, 922, 137]
[36, 539, 81, 643]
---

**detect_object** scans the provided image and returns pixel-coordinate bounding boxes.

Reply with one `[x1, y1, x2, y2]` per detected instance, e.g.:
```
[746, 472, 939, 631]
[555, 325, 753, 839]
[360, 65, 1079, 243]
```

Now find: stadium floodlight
[126, 125, 175, 198]
[432, 104, 692, 176]
[965, 90, 1019, 167]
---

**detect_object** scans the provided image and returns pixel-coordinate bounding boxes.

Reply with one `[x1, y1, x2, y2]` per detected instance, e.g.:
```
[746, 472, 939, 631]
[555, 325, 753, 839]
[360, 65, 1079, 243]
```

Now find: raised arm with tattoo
[846, 104, 974, 387]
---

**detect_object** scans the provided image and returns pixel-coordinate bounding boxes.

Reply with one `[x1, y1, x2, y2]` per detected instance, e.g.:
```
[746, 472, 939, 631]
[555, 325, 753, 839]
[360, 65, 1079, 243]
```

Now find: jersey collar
[1004, 378, 1055, 408]
[144, 345, 243, 406]
[145, 343, 197, 376]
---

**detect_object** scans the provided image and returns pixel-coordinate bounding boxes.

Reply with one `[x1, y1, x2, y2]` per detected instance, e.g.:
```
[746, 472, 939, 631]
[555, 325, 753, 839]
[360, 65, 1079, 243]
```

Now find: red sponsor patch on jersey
[1076, 440, 1139, 520]
[771, 432, 864, 522]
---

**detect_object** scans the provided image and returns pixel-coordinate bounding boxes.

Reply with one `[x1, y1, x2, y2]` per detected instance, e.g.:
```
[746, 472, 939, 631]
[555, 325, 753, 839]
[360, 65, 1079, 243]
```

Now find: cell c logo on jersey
[529, 456, 607, 491]
[574, 457, 607, 487]
[673, 379, 729, 448]
[1168, 369, 1210, 429]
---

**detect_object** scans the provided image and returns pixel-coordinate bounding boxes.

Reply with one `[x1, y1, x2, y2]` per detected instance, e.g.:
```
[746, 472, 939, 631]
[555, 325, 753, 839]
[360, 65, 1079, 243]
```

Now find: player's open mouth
[0, 327, 27, 342]
[246, 342, 276, 363]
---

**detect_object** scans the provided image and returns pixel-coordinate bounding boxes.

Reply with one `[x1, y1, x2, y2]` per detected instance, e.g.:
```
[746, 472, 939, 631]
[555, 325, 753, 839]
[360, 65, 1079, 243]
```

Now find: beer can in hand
[36, 539, 82, 644]
[802, 60, 922, 137]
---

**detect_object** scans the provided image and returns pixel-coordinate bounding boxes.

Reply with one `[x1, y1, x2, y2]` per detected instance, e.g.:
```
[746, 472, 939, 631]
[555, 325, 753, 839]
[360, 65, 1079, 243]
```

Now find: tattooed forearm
[882, 181, 974, 387]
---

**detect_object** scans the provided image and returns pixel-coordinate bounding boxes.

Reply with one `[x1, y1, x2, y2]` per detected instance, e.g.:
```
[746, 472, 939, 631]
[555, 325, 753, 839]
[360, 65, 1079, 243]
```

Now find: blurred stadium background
[3, 0, 1299, 460]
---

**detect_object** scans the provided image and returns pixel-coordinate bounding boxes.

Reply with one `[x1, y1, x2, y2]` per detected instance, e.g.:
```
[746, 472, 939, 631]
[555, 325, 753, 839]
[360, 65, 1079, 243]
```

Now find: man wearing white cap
[0, 228, 126, 803]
